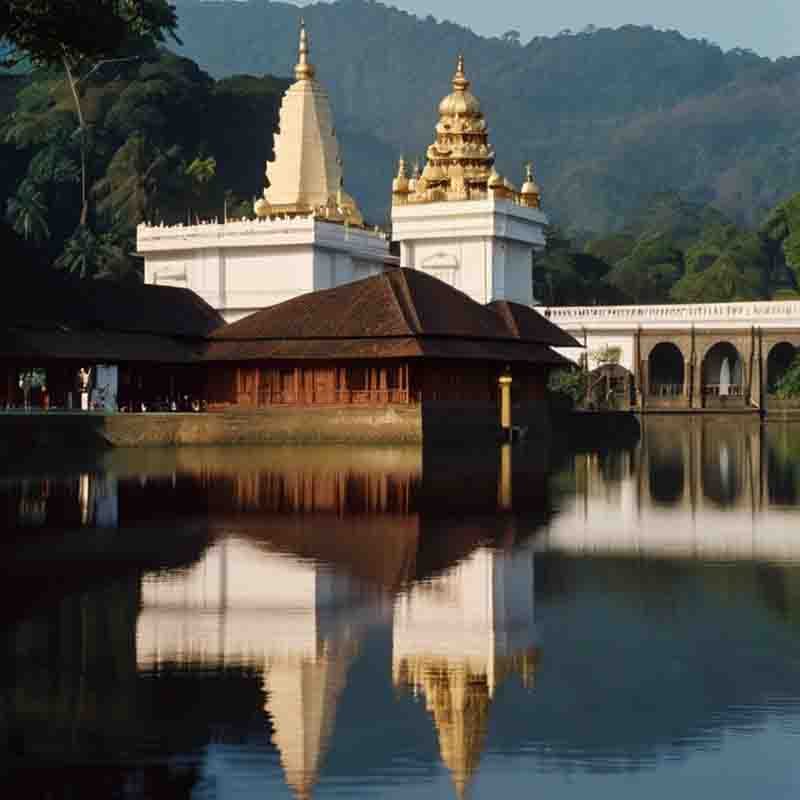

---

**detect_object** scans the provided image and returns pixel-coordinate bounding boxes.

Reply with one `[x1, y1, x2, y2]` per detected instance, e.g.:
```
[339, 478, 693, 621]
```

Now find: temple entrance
[702, 342, 743, 398]
[767, 342, 797, 392]
[648, 343, 685, 398]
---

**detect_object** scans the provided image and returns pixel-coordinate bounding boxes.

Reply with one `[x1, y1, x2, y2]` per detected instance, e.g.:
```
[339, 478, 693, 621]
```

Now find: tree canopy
[0, 1, 179, 66]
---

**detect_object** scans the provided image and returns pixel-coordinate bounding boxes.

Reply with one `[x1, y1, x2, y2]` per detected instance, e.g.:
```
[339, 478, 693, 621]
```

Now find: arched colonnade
[637, 331, 799, 411]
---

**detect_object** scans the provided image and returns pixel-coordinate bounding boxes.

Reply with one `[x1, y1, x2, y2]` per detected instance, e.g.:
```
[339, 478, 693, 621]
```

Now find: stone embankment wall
[0, 407, 424, 451]
[0, 403, 641, 452]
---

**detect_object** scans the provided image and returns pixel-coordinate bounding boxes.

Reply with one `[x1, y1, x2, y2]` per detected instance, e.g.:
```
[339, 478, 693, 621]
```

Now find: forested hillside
[173, 0, 800, 234]
[1, 49, 286, 280]
[3, 0, 800, 303]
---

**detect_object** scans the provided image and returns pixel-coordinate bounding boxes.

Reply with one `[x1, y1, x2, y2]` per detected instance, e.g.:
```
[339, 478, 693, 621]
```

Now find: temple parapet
[541, 300, 800, 327]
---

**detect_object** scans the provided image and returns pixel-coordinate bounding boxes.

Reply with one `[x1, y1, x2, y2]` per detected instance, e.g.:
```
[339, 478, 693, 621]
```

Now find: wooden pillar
[499, 371, 512, 434]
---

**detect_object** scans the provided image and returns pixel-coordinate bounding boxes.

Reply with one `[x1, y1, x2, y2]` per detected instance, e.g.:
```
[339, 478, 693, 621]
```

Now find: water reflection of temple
[546, 417, 800, 562]
[138, 539, 383, 799]
[393, 542, 539, 798]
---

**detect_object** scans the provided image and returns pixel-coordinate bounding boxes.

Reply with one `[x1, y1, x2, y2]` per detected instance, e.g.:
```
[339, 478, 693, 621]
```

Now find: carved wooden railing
[256, 388, 410, 405]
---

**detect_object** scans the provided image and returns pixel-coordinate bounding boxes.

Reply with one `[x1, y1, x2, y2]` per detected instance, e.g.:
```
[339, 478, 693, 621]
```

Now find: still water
[1, 417, 800, 799]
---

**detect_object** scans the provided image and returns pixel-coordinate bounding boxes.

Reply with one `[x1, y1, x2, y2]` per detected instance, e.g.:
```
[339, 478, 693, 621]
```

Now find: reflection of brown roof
[207, 269, 574, 363]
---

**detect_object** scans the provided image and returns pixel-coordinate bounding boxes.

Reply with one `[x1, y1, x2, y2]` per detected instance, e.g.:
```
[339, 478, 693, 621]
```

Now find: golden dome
[254, 196, 271, 217]
[438, 55, 482, 116]
[520, 163, 541, 207]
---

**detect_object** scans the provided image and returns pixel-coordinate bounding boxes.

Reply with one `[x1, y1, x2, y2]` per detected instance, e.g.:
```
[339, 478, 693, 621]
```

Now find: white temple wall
[489, 238, 534, 306]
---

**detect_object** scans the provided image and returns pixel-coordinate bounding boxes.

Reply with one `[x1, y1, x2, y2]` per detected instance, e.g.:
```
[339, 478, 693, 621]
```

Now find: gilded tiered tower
[392, 56, 541, 209]
[390, 56, 547, 307]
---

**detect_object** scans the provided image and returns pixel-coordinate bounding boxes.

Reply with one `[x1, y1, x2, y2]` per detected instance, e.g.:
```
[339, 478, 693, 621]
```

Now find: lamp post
[499, 368, 513, 438]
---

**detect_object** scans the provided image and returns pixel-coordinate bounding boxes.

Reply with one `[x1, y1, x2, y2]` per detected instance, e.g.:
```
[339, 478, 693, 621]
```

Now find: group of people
[119, 396, 207, 413]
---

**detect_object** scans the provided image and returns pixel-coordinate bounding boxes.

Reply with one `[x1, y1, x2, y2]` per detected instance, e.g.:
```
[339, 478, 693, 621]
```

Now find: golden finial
[525, 162, 534, 182]
[452, 53, 470, 92]
[397, 156, 407, 177]
[295, 18, 315, 81]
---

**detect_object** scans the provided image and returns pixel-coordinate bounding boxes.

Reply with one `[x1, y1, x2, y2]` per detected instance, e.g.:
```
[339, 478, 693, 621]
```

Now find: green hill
[172, 0, 800, 234]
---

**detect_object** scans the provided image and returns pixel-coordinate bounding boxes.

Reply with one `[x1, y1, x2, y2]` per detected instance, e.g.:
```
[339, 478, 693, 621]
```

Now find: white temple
[137, 22, 395, 324]
[137, 537, 381, 800]
[391, 56, 548, 306]
[139, 28, 549, 321]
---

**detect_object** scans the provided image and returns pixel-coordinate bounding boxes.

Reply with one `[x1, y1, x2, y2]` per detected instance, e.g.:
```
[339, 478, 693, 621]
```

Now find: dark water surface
[1, 417, 800, 799]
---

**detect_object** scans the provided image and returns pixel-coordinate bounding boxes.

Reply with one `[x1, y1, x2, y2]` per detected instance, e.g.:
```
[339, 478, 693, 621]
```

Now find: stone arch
[647, 342, 685, 397]
[767, 341, 797, 392]
[701, 341, 743, 397]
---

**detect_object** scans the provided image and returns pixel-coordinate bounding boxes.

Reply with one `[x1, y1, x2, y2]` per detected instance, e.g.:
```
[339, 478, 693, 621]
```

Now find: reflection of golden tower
[393, 544, 540, 798]
[266, 639, 358, 800]
[398, 659, 489, 799]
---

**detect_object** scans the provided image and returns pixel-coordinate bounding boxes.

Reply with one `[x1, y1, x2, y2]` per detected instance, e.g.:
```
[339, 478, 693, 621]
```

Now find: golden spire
[452, 53, 470, 92]
[295, 18, 315, 81]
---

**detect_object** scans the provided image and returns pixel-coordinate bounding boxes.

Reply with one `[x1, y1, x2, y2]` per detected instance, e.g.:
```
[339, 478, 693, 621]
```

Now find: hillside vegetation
[172, 0, 800, 234]
[3, 0, 800, 303]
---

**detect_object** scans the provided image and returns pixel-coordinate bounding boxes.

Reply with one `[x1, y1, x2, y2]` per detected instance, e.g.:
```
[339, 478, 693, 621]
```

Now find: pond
[1, 417, 799, 799]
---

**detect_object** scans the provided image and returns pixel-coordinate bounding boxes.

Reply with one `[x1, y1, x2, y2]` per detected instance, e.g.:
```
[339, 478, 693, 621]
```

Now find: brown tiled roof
[0, 328, 204, 363]
[213, 269, 572, 345]
[203, 336, 570, 363]
[0, 264, 224, 362]
[488, 300, 582, 348]
[2, 264, 224, 337]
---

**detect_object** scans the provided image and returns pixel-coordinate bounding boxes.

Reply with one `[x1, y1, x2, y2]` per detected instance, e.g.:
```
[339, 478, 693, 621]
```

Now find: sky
[351, 0, 800, 58]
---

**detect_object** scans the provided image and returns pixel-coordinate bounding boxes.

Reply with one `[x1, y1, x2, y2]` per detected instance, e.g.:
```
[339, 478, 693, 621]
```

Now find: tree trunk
[62, 53, 89, 227]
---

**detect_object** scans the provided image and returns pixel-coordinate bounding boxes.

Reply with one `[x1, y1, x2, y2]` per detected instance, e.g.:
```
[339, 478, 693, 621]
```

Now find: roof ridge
[388, 270, 423, 334]
[493, 301, 521, 338]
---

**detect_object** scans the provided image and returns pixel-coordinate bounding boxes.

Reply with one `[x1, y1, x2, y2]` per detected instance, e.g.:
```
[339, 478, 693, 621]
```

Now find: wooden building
[0, 263, 222, 410]
[2, 259, 577, 436]
[203, 268, 578, 428]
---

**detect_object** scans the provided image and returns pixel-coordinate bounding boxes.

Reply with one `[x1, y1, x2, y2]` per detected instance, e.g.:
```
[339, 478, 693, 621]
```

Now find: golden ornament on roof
[438, 54, 482, 116]
[294, 18, 315, 81]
